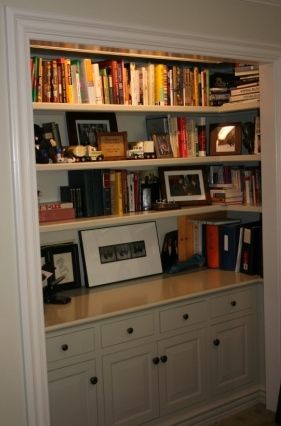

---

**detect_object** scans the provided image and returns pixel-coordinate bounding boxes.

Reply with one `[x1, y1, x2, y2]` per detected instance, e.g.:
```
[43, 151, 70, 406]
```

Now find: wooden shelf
[36, 154, 261, 172]
[39, 204, 262, 233]
[33, 100, 260, 114]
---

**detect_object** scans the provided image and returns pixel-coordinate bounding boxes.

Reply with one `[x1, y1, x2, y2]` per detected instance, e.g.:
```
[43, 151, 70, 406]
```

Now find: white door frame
[4, 7, 281, 425]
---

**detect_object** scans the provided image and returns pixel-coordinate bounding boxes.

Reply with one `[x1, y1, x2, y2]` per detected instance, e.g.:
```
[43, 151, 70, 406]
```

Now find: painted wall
[1, 1, 281, 425]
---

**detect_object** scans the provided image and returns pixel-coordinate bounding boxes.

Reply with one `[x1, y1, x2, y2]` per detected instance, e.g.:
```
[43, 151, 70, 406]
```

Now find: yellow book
[155, 63, 165, 105]
[64, 58, 74, 103]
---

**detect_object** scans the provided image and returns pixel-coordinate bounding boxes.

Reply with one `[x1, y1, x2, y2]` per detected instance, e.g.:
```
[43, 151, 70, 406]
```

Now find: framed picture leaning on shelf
[159, 166, 211, 206]
[97, 131, 128, 160]
[40, 242, 81, 291]
[209, 122, 242, 156]
[66, 111, 118, 148]
[79, 222, 162, 287]
[152, 133, 173, 158]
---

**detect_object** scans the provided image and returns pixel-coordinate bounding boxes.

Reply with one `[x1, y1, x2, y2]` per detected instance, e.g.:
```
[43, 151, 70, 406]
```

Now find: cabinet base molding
[146, 386, 265, 426]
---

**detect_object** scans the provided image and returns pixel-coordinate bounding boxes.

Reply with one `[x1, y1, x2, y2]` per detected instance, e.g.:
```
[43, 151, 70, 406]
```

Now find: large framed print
[79, 222, 162, 287]
[66, 112, 118, 148]
[159, 166, 211, 206]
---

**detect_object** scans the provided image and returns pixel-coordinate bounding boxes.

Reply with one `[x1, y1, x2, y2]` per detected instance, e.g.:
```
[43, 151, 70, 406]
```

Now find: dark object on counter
[166, 253, 205, 274]
[42, 263, 71, 305]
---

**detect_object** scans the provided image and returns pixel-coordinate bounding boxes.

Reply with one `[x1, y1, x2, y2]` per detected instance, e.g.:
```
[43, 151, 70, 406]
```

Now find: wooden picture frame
[41, 243, 81, 291]
[159, 166, 211, 206]
[97, 131, 128, 160]
[152, 133, 173, 158]
[65, 111, 118, 148]
[209, 122, 242, 156]
[79, 222, 162, 287]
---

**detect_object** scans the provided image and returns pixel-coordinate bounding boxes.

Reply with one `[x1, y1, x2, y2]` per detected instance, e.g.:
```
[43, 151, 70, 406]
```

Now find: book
[230, 85, 259, 96]
[229, 92, 260, 102]
[60, 186, 83, 218]
[219, 222, 242, 270]
[38, 201, 73, 211]
[68, 170, 111, 217]
[240, 221, 262, 275]
[39, 207, 75, 222]
[204, 218, 241, 268]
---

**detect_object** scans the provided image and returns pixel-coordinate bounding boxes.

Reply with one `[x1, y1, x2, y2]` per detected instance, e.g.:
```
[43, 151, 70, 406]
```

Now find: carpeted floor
[210, 403, 277, 425]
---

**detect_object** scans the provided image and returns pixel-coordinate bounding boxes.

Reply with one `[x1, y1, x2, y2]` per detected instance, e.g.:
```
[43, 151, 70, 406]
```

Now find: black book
[68, 170, 111, 217]
[240, 221, 262, 276]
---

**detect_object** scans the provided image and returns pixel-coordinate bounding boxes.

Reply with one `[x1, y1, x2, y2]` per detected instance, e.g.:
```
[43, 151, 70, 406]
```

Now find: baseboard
[146, 385, 265, 426]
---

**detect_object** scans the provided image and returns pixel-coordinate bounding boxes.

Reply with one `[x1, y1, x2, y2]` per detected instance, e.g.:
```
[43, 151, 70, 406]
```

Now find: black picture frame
[209, 122, 242, 156]
[159, 166, 211, 206]
[41, 243, 81, 291]
[65, 112, 118, 148]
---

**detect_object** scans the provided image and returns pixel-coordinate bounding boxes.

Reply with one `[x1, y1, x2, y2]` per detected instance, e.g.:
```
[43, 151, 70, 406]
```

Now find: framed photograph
[65, 112, 118, 148]
[209, 122, 242, 156]
[97, 131, 128, 160]
[159, 166, 211, 206]
[152, 133, 173, 158]
[41, 243, 81, 291]
[79, 222, 162, 287]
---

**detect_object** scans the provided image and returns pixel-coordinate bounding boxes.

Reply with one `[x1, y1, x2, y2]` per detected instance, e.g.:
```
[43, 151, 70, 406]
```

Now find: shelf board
[33, 100, 259, 114]
[36, 154, 261, 172]
[39, 204, 262, 233]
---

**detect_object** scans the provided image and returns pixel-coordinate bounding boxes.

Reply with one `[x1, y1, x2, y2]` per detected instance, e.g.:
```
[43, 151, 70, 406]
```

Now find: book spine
[39, 201, 73, 211]
[206, 224, 220, 268]
[177, 116, 188, 157]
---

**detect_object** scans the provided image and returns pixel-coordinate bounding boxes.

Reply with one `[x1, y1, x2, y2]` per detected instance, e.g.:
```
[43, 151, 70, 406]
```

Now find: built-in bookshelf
[32, 43, 262, 287]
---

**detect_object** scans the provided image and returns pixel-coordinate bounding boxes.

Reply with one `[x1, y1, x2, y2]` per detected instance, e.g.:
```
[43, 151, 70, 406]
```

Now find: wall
[1, 1, 281, 425]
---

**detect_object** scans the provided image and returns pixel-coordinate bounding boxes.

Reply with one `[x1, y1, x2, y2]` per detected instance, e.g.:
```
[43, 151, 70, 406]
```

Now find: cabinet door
[48, 360, 100, 426]
[158, 329, 207, 416]
[102, 343, 158, 426]
[210, 315, 255, 397]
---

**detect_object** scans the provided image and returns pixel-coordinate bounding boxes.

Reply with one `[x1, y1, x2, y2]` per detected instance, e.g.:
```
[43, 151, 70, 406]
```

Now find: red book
[39, 207, 75, 222]
[177, 116, 188, 157]
[206, 224, 220, 268]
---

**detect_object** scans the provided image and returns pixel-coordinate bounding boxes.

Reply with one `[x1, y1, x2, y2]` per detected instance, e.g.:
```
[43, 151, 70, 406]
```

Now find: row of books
[31, 55, 258, 107]
[55, 170, 160, 219]
[189, 217, 262, 275]
[208, 165, 262, 206]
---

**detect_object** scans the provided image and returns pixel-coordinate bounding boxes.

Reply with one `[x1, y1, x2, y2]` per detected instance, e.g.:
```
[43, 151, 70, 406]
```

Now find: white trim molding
[4, 6, 281, 424]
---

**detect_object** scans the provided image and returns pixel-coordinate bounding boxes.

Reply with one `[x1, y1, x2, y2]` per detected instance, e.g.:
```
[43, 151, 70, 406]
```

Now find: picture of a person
[53, 253, 73, 284]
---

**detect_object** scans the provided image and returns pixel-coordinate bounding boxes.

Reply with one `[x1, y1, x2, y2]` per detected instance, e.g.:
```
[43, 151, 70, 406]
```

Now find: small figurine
[34, 124, 58, 163]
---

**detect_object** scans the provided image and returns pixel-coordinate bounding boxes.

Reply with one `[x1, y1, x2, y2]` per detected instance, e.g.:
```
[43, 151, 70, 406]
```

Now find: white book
[92, 63, 103, 105]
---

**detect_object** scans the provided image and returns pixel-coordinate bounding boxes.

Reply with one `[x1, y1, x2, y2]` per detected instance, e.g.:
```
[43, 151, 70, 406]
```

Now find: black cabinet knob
[182, 313, 189, 320]
[160, 355, 168, 363]
[90, 376, 98, 385]
[61, 344, 69, 351]
[230, 300, 237, 307]
[127, 327, 134, 334]
[213, 339, 220, 346]
[152, 357, 160, 365]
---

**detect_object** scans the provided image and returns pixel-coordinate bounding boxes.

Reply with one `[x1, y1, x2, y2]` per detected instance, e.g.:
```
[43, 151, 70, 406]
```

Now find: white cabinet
[208, 286, 258, 398]
[45, 283, 263, 426]
[102, 343, 159, 426]
[46, 325, 103, 426]
[157, 329, 207, 416]
[48, 360, 99, 426]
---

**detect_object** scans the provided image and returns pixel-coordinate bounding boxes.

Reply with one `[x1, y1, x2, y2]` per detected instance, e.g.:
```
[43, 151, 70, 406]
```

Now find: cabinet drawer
[159, 300, 206, 333]
[101, 313, 154, 348]
[209, 287, 255, 319]
[46, 328, 95, 363]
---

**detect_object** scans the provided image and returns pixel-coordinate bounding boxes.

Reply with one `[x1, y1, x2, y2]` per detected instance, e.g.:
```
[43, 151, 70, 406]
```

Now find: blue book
[219, 222, 242, 270]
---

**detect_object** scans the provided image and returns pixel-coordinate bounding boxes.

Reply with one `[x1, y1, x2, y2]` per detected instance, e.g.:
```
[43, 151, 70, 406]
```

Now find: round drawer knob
[127, 327, 134, 334]
[230, 300, 237, 307]
[61, 344, 69, 351]
[213, 339, 220, 346]
[182, 313, 189, 320]
[90, 376, 98, 385]
[160, 355, 168, 363]
[152, 357, 160, 365]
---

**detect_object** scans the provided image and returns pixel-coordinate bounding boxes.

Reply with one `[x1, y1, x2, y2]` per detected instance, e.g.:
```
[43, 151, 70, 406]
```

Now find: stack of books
[230, 64, 259, 103]
[210, 187, 243, 205]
